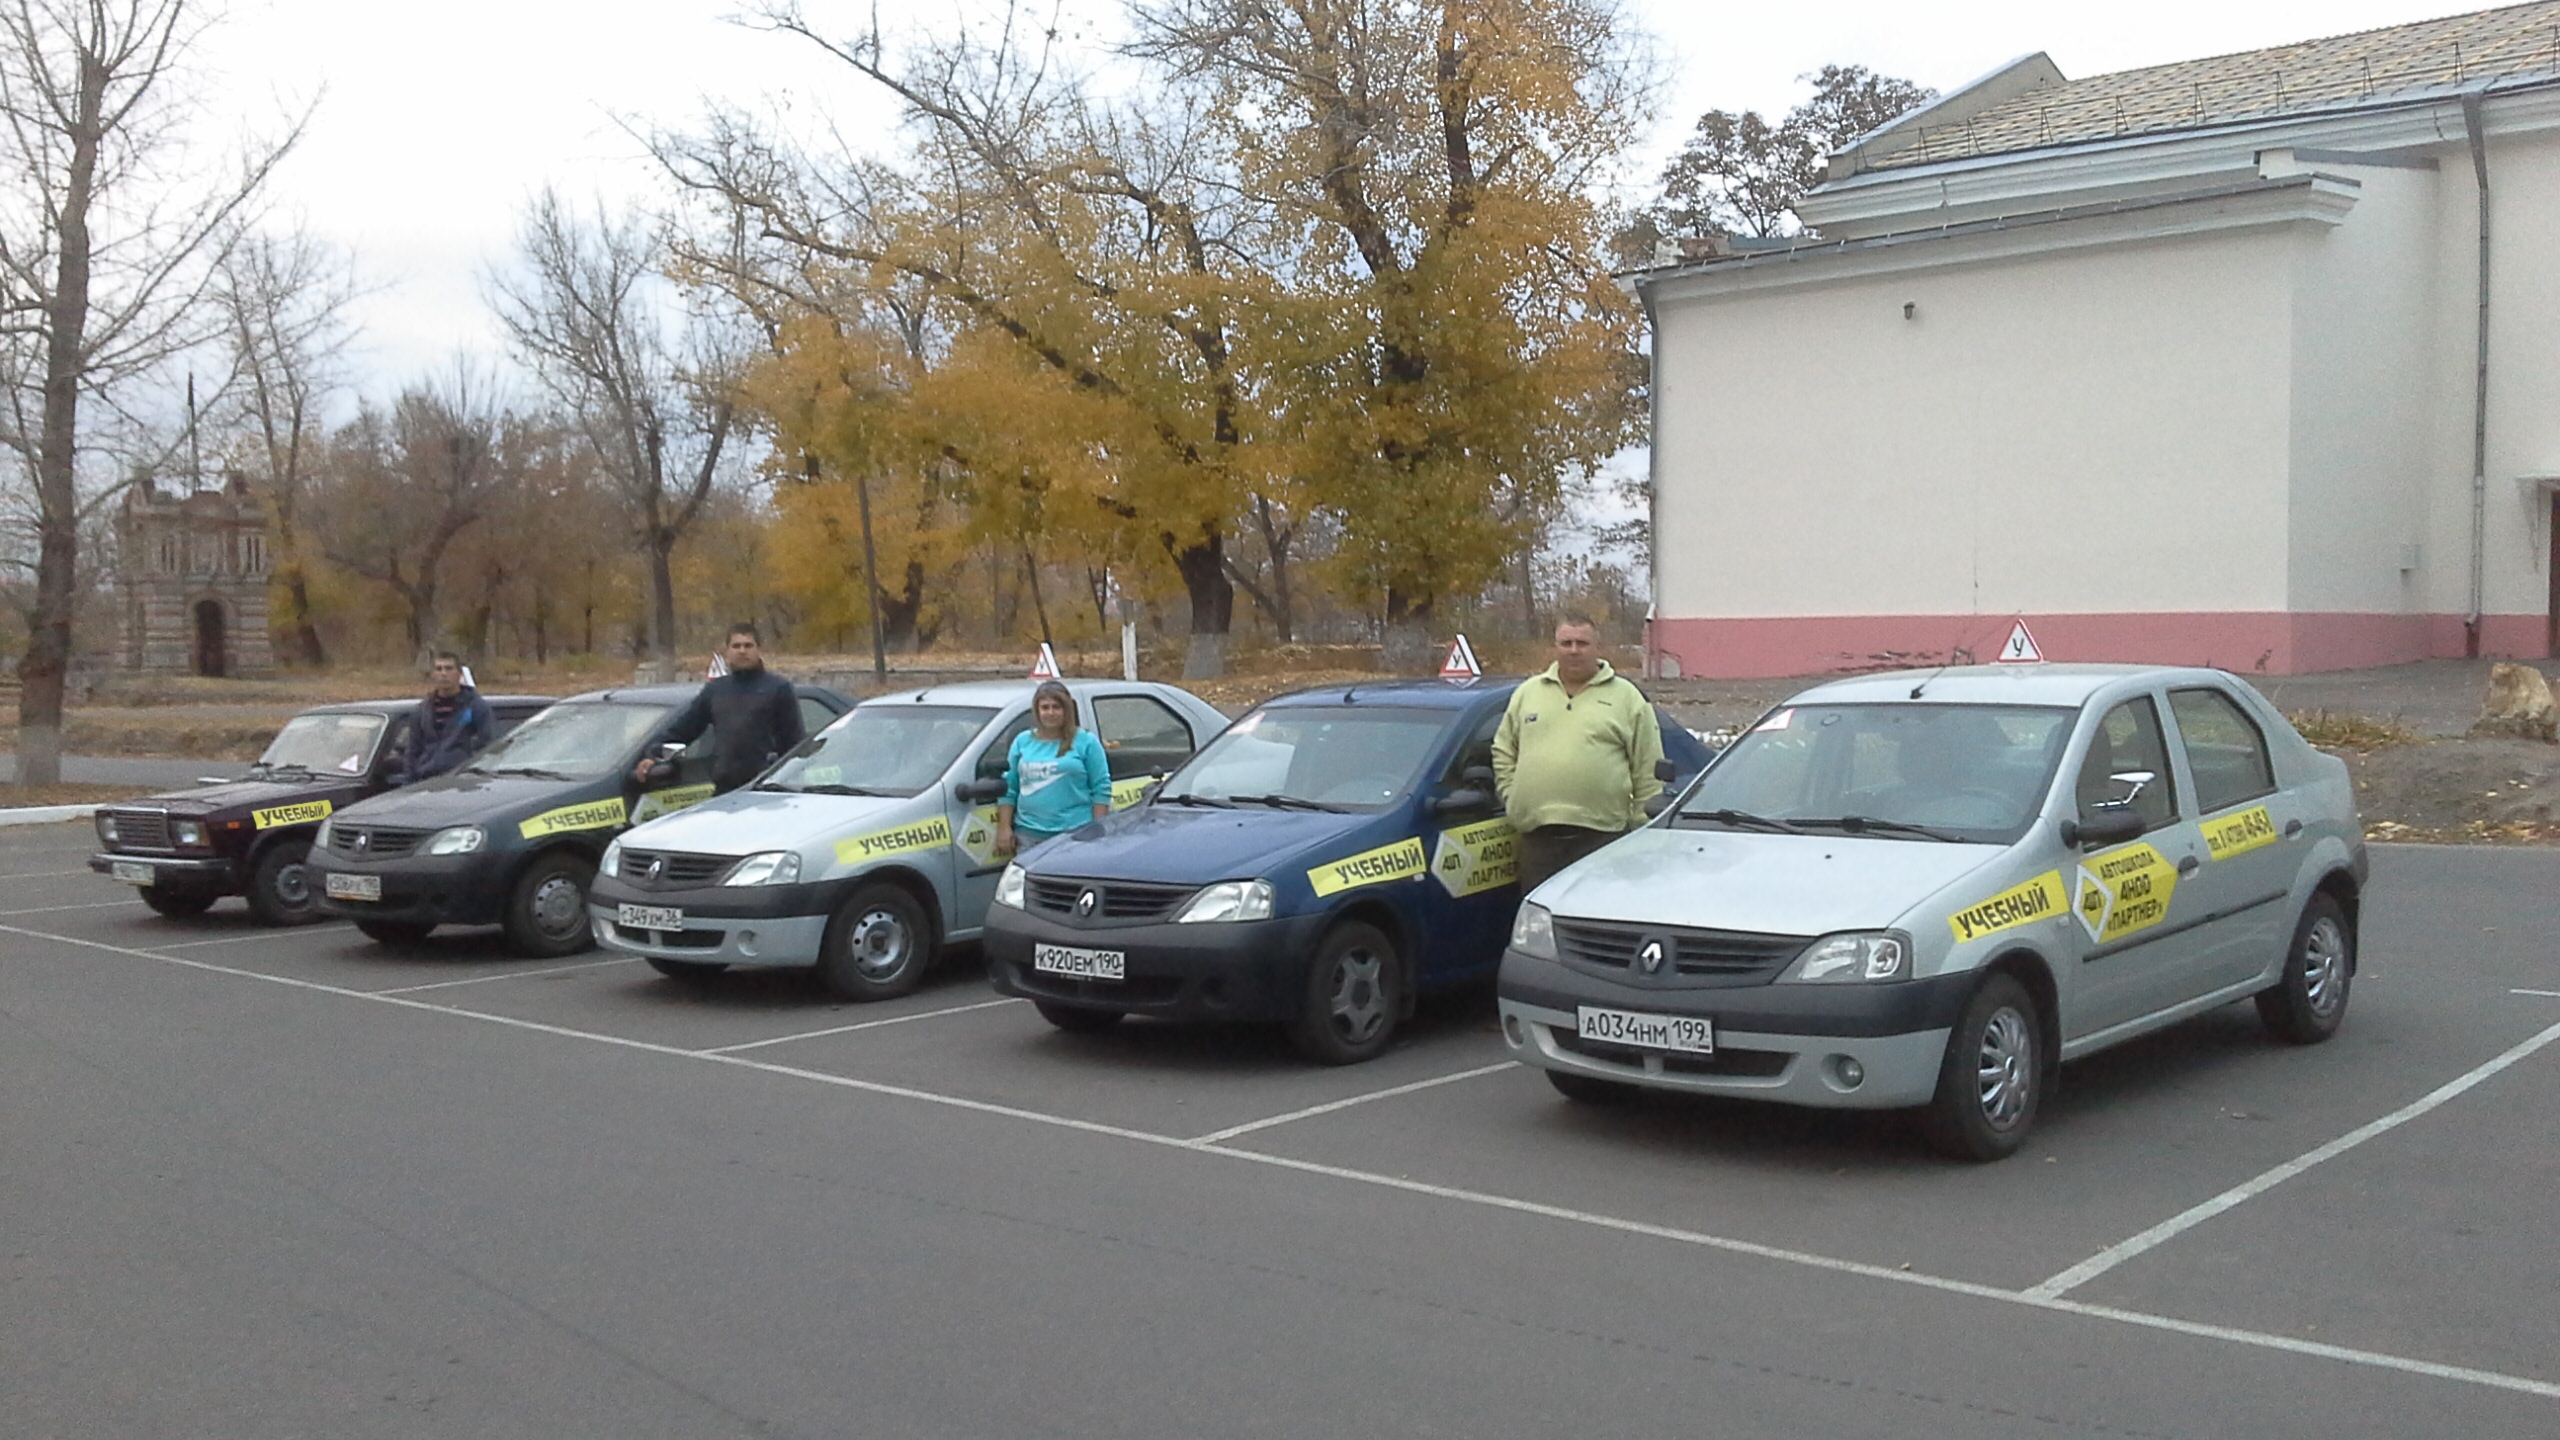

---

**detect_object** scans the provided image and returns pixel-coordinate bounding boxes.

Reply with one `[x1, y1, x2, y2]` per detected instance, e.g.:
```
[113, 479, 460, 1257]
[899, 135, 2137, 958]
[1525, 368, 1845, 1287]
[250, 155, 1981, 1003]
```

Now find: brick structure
[117, 475, 274, 677]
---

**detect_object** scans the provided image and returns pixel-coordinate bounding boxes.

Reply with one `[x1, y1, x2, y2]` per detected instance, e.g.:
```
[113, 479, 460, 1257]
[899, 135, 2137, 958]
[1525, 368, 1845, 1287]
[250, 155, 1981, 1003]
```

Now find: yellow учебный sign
[1308, 836, 1428, 898]
[1948, 871, 2067, 943]
[1430, 817, 1517, 898]
[835, 815, 955, 866]
[518, 797, 629, 840]
[252, 799, 332, 830]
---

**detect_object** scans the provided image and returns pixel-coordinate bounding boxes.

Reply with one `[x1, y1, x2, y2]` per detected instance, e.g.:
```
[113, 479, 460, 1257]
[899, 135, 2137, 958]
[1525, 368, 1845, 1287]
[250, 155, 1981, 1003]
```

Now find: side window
[375, 718, 412, 772]
[2170, 688, 2277, 814]
[1440, 709, 1502, 785]
[975, 712, 1036, 780]
[2075, 697, 2179, 831]
[1091, 694, 1197, 780]
[796, 696, 838, 737]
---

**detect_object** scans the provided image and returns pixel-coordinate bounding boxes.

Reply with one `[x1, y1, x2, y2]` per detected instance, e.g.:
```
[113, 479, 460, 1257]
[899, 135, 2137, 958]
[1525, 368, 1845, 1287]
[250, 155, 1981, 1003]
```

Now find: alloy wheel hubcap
[849, 910, 911, 979]
[1976, 1006, 2034, 1130]
[275, 862, 310, 907]
[2302, 917, 2347, 1015]
[1328, 948, 1388, 1044]
[532, 876, 584, 936]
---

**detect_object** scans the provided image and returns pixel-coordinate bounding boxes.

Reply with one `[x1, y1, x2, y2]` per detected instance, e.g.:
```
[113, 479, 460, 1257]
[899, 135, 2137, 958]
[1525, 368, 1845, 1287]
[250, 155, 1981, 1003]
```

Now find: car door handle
[2283, 819, 2304, 838]
[2177, 855, 2201, 876]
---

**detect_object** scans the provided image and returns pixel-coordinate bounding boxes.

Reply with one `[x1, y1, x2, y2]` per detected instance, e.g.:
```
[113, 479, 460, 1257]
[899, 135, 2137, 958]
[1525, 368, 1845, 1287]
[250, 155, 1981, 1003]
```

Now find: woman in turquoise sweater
[996, 681, 1113, 855]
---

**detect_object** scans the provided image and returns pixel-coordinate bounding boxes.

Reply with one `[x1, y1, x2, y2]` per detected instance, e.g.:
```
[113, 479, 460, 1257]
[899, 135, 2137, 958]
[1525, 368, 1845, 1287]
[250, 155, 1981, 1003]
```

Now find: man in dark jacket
[636, 623, 805, 794]
[403, 651, 494, 783]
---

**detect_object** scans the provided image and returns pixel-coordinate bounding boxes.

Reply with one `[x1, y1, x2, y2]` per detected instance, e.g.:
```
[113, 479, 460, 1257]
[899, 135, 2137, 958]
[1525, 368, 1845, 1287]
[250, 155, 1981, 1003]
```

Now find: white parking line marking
[2512, 988, 2560, 999]
[152, 925, 356, 949]
[0, 899, 135, 916]
[370, 957, 640, 994]
[702, 997, 1025, 1053]
[1190, 1062, 1518, 1144]
[10, 917, 2559, 1404]
[2027, 1017, 2560, 1301]
[0, 868, 98, 879]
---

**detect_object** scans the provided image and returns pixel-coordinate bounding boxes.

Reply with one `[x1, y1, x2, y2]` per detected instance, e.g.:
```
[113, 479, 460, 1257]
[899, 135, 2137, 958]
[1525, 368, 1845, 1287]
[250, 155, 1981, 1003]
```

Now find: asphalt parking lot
[6, 822, 2558, 1439]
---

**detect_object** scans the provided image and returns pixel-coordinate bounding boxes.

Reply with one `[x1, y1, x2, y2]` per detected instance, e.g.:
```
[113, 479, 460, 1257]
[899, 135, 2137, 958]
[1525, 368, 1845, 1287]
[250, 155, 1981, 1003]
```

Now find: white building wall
[2478, 129, 2560, 631]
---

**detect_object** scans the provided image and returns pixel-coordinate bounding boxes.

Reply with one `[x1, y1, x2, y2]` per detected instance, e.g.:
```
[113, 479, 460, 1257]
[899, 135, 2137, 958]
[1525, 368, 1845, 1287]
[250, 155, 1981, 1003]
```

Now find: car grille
[618, 851, 731, 889]
[1552, 919, 1809, 982]
[107, 808, 170, 850]
[1026, 877, 1197, 923]
[327, 825, 430, 859]
[1551, 1028, 1793, 1078]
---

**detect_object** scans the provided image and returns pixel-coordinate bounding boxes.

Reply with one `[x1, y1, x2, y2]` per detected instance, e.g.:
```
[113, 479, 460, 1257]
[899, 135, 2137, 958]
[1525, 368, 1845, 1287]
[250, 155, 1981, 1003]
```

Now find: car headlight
[722, 851, 801, 886]
[96, 812, 118, 844]
[1173, 879, 1274, 924]
[424, 825, 485, 856]
[599, 839, 620, 877]
[173, 820, 205, 847]
[1510, 902, 1557, 960]
[313, 817, 334, 850]
[993, 862, 1027, 909]
[1778, 931, 1911, 984]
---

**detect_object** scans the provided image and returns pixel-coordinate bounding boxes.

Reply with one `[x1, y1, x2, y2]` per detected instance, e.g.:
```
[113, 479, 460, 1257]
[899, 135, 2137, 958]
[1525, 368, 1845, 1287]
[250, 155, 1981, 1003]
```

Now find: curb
[0, 804, 100, 828]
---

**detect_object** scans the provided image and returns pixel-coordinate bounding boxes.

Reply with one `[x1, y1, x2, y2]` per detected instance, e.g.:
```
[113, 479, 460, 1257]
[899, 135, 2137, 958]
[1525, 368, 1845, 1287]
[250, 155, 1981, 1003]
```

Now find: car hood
[1534, 826, 2008, 937]
[331, 770, 599, 830]
[130, 776, 359, 814]
[1024, 803, 1389, 887]
[617, 788, 914, 857]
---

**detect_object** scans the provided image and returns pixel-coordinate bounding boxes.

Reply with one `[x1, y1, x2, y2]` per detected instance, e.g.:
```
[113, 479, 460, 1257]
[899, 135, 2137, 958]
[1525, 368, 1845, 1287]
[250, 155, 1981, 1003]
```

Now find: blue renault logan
[981, 679, 1713, 1063]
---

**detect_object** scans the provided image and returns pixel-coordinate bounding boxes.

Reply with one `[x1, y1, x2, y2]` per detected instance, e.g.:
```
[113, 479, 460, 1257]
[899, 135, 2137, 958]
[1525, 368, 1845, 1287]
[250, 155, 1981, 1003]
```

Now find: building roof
[1851, 1, 2560, 175]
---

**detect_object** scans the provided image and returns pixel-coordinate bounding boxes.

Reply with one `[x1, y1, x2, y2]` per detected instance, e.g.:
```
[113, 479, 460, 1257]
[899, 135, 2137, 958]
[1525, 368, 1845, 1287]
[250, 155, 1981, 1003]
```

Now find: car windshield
[761, 704, 998, 797]
[463, 702, 672, 780]
[1159, 704, 1452, 812]
[256, 712, 388, 776]
[1676, 703, 2076, 844]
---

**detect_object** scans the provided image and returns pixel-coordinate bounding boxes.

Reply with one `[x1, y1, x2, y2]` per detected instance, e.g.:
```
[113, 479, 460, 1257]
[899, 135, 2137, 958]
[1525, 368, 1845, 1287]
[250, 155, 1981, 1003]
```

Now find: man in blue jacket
[402, 652, 493, 783]
[636, 623, 805, 794]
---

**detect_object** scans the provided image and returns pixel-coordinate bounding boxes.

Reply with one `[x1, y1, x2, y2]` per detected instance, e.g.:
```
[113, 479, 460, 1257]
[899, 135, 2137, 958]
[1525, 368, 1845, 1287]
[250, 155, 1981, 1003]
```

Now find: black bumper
[1497, 949, 1979, 1038]
[89, 852, 239, 894]
[309, 851, 516, 928]
[983, 905, 1331, 1022]
[589, 872, 840, 920]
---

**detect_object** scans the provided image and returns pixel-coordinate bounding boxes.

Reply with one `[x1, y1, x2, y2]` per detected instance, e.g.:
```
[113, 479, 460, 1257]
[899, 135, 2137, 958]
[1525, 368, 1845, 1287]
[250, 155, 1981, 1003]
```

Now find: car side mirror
[1431, 786, 1495, 817]
[1653, 757, 1678, 783]
[954, 776, 1006, 803]
[2062, 809, 2146, 848]
[1642, 792, 1674, 819]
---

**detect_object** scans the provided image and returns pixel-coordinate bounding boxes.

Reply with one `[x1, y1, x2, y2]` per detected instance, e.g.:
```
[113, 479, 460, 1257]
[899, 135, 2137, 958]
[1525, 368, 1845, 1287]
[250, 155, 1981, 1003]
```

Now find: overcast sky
[190, 0, 2495, 398]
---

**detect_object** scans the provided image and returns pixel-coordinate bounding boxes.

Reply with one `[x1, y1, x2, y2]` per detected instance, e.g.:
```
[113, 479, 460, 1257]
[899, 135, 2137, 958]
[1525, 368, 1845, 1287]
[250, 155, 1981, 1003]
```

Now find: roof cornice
[1637, 175, 2360, 305]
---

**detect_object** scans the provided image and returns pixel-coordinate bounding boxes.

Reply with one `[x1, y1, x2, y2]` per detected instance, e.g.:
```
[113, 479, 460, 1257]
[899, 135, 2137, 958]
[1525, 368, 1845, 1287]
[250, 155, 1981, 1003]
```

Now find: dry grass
[2362, 817, 2560, 845]
[1, 783, 152, 809]
[2288, 710, 2423, 752]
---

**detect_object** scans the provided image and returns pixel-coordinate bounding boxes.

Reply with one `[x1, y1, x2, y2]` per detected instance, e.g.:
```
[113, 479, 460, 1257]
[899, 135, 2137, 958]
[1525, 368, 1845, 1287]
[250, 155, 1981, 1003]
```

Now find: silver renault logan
[1496, 664, 2366, 1161]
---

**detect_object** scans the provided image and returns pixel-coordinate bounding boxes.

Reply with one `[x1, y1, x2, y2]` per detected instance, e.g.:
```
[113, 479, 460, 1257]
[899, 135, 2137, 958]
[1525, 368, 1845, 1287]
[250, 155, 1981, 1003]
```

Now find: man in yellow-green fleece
[1492, 615, 1664, 894]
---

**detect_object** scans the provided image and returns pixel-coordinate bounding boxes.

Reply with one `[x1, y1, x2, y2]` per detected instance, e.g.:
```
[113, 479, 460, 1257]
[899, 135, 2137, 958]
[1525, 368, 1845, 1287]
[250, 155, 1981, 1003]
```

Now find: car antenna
[1908, 629, 1977, 699]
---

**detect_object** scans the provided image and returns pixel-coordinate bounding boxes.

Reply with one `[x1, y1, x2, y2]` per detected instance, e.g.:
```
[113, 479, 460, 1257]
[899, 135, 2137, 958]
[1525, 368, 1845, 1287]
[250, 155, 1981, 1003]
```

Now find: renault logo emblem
[1637, 938, 1666, 975]
[354, 831, 370, 852]
[645, 857, 665, 882]
[1076, 889, 1099, 917]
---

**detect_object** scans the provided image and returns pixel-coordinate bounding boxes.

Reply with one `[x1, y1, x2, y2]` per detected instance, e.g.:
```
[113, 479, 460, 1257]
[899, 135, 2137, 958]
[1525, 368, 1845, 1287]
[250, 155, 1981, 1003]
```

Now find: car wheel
[1285, 920, 1402, 1065]
[355, 919, 435, 945]
[137, 887, 214, 919]
[1033, 999, 1124, 1033]
[1546, 1068, 1639, 1105]
[1919, 973, 2042, 1162]
[245, 840, 323, 926]
[647, 957, 730, 984]
[503, 852, 596, 958]
[2256, 891, 2353, 1045]
[815, 882, 934, 1001]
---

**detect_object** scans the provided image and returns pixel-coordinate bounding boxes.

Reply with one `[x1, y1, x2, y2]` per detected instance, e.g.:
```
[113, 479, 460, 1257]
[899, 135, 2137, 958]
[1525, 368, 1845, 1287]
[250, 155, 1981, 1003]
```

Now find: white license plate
[325, 872, 381, 901]
[1034, 943, 1126, 981]
[1577, 1005, 1714, 1055]
[618, 903, 685, 931]
[110, 861, 155, 885]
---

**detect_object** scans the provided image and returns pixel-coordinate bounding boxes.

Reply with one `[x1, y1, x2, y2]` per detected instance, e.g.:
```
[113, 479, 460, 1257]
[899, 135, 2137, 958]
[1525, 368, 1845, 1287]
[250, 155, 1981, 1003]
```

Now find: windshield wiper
[479, 764, 576, 781]
[1229, 793, 1344, 812]
[1676, 806, 1810, 835]
[1159, 793, 1236, 808]
[769, 782, 898, 797]
[1794, 815, 1966, 842]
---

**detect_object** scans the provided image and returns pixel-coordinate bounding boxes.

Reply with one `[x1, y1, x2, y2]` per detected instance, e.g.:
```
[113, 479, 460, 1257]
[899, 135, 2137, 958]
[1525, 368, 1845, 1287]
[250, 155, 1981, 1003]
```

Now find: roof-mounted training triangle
[1439, 634, 1482, 684]
[705, 652, 729, 678]
[1029, 642, 1062, 680]
[1998, 620, 2045, 664]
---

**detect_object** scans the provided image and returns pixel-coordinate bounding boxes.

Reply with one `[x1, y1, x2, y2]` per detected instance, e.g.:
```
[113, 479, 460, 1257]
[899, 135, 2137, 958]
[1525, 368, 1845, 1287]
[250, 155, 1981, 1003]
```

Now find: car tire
[2256, 891, 2353, 1045]
[647, 957, 729, 984]
[503, 852, 597, 959]
[1285, 920, 1402, 1065]
[1546, 1068, 1639, 1105]
[137, 887, 214, 918]
[245, 840, 323, 926]
[815, 882, 934, 1001]
[355, 919, 435, 945]
[1918, 973, 2042, 1163]
[1034, 999, 1124, 1033]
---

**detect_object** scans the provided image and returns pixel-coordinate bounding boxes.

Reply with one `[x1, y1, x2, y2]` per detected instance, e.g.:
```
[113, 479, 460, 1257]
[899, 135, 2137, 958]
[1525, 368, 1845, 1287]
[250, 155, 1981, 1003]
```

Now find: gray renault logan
[1496, 664, 2366, 1161]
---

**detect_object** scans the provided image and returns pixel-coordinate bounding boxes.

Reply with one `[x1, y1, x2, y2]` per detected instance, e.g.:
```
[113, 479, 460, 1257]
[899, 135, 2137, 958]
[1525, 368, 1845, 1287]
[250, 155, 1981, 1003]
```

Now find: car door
[2164, 684, 2301, 991]
[2063, 693, 2218, 1037]
[1413, 703, 1519, 980]
[951, 704, 1036, 929]
[1090, 692, 1199, 806]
